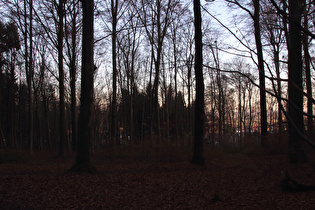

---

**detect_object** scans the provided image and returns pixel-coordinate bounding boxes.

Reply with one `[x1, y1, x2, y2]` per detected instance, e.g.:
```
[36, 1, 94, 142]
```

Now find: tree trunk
[130, 34, 136, 143]
[191, 0, 205, 165]
[248, 88, 253, 134]
[173, 28, 179, 139]
[70, 0, 78, 152]
[253, 0, 267, 144]
[238, 79, 242, 147]
[58, 0, 66, 157]
[187, 56, 192, 135]
[274, 44, 282, 133]
[302, 6, 313, 137]
[152, 0, 162, 139]
[0, 58, 4, 149]
[9, 52, 17, 149]
[288, 0, 307, 163]
[34, 91, 42, 151]
[70, 0, 96, 173]
[42, 92, 52, 151]
[149, 43, 154, 135]
[111, 0, 118, 145]
[27, 0, 34, 154]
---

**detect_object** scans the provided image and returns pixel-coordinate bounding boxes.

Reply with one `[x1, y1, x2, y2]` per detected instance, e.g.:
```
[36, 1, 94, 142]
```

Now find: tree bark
[69, 0, 78, 152]
[0, 55, 3, 149]
[288, 0, 307, 163]
[58, 0, 66, 157]
[70, 0, 96, 173]
[172, 27, 179, 139]
[111, 0, 118, 145]
[302, 5, 313, 137]
[274, 43, 282, 133]
[152, 0, 163, 139]
[191, 0, 205, 165]
[27, 0, 34, 154]
[253, 0, 267, 144]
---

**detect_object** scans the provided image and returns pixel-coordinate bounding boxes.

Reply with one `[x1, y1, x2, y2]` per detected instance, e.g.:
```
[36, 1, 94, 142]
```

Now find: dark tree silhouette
[302, 4, 313, 137]
[66, 0, 80, 151]
[25, 0, 34, 154]
[226, 0, 268, 143]
[253, 0, 267, 143]
[0, 21, 20, 149]
[70, 0, 96, 173]
[58, 0, 66, 157]
[111, 0, 118, 144]
[191, 0, 205, 165]
[288, 0, 307, 163]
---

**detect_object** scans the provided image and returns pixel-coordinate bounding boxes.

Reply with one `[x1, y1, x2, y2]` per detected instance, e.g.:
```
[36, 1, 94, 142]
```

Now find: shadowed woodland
[1, 0, 315, 208]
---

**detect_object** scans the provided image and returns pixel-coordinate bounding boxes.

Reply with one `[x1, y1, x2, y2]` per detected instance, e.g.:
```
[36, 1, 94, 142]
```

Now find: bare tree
[70, 0, 96, 173]
[253, 0, 267, 141]
[225, 0, 267, 143]
[133, 0, 180, 138]
[111, 0, 118, 144]
[287, 0, 307, 163]
[65, 0, 81, 151]
[26, 0, 34, 154]
[180, 17, 194, 136]
[58, 0, 67, 157]
[302, 2, 313, 137]
[261, 1, 284, 133]
[191, 0, 205, 165]
[116, 5, 141, 143]
[0, 21, 21, 149]
[0, 22, 5, 149]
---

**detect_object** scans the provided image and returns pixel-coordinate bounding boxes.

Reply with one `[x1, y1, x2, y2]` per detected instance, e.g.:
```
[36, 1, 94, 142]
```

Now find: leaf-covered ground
[0, 143, 315, 209]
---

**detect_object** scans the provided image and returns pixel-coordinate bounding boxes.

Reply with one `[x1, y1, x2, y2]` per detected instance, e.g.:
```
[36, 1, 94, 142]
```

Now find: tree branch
[203, 63, 315, 149]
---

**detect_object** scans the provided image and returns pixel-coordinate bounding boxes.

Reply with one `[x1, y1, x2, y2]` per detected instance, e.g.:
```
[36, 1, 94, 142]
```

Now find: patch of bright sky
[202, 0, 254, 60]
[201, 0, 287, 86]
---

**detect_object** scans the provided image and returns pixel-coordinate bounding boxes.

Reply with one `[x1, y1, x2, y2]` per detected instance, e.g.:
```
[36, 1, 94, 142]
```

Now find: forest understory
[0, 135, 315, 209]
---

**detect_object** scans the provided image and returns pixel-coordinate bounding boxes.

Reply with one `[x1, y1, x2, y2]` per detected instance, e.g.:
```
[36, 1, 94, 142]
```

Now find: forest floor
[0, 136, 315, 209]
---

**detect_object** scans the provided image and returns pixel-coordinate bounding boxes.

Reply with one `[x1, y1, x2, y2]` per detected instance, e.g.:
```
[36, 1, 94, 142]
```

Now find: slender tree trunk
[253, 0, 267, 145]
[8, 53, 17, 149]
[162, 60, 169, 140]
[0, 58, 3, 148]
[42, 92, 52, 151]
[173, 29, 179, 139]
[274, 44, 283, 133]
[288, 0, 307, 163]
[35, 95, 43, 151]
[58, 0, 66, 157]
[0, 66, 7, 149]
[187, 57, 192, 134]
[210, 43, 222, 140]
[302, 6, 313, 137]
[70, 0, 96, 173]
[111, 0, 118, 145]
[149, 43, 154, 135]
[27, 0, 34, 154]
[70, 0, 78, 151]
[152, 0, 166, 139]
[211, 107, 215, 143]
[191, 0, 205, 165]
[153, 49, 161, 138]
[130, 34, 136, 143]
[238, 80, 242, 147]
[248, 89, 252, 134]
[242, 88, 246, 136]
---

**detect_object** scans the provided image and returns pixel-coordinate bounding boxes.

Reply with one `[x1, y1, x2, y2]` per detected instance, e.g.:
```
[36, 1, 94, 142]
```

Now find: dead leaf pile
[0, 151, 315, 209]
